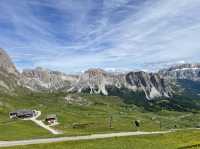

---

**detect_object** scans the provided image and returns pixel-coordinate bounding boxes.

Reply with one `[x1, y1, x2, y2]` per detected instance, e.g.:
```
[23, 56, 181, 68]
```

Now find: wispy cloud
[0, 0, 200, 73]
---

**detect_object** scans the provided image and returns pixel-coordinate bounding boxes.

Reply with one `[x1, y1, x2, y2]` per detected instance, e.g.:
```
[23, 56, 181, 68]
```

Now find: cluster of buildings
[9, 109, 36, 119]
[9, 109, 58, 125]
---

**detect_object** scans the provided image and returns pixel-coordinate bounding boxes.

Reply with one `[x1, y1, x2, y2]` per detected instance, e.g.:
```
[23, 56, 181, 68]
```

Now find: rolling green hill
[0, 91, 200, 141]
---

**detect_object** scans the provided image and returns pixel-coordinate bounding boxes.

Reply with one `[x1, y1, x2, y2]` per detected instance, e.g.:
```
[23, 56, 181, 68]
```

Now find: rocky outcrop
[0, 48, 19, 76]
[159, 64, 200, 97]
[21, 67, 78, 91]
[21, 67, 172, 100]
[0, 48, 20, 91]
[125, 71, 173, 99]
[0, 48, 175, 99]
[64, 95, 91, 106]
[70, 69, 172, 100]
[71, 69, 113, 95]
[159, 64, 200, 81]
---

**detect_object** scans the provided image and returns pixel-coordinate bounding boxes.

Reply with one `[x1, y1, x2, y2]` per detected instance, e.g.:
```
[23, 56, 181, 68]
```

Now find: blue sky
[0, 0, 200, 73]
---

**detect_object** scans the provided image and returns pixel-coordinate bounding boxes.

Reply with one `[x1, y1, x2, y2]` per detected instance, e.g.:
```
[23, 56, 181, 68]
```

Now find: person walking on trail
[134, 120, 140, 131]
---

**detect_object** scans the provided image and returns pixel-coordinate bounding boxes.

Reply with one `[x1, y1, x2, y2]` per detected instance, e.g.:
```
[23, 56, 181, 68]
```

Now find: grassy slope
[2, 130, 200, 149]
[0, 91, 200, 141]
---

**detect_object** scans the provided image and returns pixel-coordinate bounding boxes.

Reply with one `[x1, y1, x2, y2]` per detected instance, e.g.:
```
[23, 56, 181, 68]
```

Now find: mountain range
[0, 48, 200, 102]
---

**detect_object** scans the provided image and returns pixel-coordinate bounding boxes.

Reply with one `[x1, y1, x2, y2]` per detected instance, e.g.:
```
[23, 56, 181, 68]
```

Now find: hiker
[133, 120, 140, 131]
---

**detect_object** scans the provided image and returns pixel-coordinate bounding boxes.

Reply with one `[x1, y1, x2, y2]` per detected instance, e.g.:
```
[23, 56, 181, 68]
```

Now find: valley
[0, 91, 200, 141]
[0, 48, 200, 148]
[1, 0, 200, 148]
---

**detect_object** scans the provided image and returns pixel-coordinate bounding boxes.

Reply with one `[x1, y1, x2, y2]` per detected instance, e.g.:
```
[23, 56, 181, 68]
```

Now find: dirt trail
[0, 130, 175, 147]
[26, 111, 62, 135]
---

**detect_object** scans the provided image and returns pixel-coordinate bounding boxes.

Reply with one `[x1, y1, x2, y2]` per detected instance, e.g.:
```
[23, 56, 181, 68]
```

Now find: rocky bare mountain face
[1, 48, 200, 101]
[70, 68, 125, 95]
[69, 69, 172, 100]
[19, 63, 200, 100]
[125, 71, 173, 99]
[21, 67, 78, 91]
[159, 64, 200, 81]
[159, 64, 200, 97]
[0, 48, 19, 76]
[0, 48, 20, 91]
[20, 67, 173, 100]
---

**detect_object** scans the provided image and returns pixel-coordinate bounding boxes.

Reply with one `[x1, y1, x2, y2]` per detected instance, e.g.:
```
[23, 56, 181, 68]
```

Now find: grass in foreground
[2, 130, 200, 149]
[0, 92, 200, 140]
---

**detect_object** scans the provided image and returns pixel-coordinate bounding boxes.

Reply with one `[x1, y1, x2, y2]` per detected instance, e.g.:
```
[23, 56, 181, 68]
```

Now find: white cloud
[0, 0, 200, 73]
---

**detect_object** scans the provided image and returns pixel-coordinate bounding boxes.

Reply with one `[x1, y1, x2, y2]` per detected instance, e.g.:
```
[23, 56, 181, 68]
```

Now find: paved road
[0, 130, 175, 147]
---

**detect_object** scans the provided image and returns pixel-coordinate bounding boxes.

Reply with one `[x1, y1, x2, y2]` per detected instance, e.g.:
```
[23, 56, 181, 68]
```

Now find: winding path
[25, 111, 62, 135]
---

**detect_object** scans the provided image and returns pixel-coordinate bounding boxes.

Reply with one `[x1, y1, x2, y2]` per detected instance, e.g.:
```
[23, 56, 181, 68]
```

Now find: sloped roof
[46, 114, 57, 119]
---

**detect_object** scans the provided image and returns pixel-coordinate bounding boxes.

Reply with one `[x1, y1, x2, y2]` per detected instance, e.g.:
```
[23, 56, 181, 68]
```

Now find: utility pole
[109, 116, 113, 129]
[160, 120, 162, 130]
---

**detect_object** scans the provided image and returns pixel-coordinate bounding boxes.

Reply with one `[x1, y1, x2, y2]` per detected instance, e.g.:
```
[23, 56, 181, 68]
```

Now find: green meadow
[2, 130, 200, 149]
[0, 91, 200, 141]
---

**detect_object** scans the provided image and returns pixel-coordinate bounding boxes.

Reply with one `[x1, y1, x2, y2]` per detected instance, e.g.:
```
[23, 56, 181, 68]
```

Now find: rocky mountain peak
[21, 67, 78, 91]
[125, 71, 172, 99]
[159, 63, 200, 81]
[84, 68, 107, 77]
[0, 48, 18, 76]
[70, 69, 172, 99]
[0, 48, 20, 91]
[1, 48, 200, 102]
[166, 64, 200, 71]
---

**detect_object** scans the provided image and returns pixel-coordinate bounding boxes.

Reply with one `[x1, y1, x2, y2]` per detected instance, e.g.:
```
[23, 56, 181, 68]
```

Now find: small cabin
[45, 114, 57, 125]
[9, 110, 35, 119]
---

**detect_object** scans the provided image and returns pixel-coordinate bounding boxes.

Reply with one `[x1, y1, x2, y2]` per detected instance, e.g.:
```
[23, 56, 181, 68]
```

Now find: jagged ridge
[0, 48, 20, 91]
[2, 48, 200, 100]
[159, 63, 200, 81]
